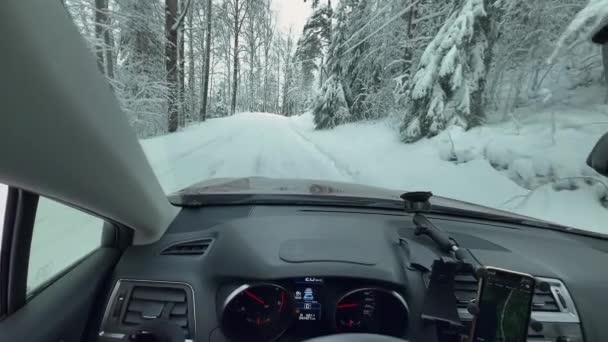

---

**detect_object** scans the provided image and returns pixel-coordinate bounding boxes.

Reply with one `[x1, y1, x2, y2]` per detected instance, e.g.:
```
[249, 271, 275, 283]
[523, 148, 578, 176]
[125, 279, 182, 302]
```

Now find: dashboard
[95, 204, 608, 342]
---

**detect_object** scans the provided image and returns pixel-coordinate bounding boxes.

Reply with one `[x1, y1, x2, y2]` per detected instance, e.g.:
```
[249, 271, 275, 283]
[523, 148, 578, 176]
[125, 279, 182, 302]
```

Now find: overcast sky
[271, 0, 313, 35]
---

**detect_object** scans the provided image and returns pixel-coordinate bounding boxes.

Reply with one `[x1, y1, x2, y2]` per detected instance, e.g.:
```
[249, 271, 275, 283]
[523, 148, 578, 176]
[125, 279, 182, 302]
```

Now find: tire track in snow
[151, 113, 355, 191]
[154, 135, 235, 179]
[254, 154, 265, 175]
[150, 134, 234, 170]
[286, 122, 358, 182]
[206, 159, 226, 178]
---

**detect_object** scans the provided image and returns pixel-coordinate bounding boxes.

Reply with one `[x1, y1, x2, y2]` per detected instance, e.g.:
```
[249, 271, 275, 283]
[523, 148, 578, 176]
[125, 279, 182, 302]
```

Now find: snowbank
[288, 105, 608, 234]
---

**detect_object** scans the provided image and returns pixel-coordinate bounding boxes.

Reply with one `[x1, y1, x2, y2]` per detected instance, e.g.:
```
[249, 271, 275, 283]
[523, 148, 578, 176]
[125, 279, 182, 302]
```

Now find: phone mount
[413, 260, 548, 342]
[401, 192, 547, 341]
[411, 258, 471, 342]
[401, 192, 478, 341]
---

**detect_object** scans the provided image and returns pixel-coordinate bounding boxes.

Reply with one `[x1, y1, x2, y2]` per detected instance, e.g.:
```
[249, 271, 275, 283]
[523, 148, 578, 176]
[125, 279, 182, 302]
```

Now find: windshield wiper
[170, 192, 405, 210]
[171, 191, 608, 239]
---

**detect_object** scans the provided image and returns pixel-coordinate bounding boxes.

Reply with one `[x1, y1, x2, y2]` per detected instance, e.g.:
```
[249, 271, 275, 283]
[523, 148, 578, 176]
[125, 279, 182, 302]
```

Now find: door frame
[0, 187, 38, 318]
[0, 186, 132, 319]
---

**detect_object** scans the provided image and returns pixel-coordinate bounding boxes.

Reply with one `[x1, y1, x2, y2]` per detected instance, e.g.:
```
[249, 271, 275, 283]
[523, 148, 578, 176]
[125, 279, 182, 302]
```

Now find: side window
[27, 197, 104, 294]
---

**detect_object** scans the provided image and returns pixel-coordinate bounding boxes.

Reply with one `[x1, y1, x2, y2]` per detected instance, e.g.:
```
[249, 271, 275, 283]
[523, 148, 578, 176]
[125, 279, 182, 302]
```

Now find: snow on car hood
[172, 176, 538, 221]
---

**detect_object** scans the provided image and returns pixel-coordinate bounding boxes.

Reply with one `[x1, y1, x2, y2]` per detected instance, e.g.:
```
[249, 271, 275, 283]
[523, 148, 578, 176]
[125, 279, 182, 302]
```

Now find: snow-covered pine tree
[295, 3, 332, 88]
[394, 0, 455, 102]
[341, 0, 381, 121]
[296, 17, 331, 112]
[313, 0, 352, 129]
[400, 0, 494, 143]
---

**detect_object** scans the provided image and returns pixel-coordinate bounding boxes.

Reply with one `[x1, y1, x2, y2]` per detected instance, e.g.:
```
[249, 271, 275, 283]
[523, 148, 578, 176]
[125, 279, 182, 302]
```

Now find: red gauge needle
[337, 303, 359, 309]
[244, 290, 265, 305]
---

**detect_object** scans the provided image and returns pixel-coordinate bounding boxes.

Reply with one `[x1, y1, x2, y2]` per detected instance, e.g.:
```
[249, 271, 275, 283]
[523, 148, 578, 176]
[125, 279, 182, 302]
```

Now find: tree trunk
[261, 1, 272, 113]
[470, 0, 496, 127]
[201, 0, 213, 121]
[199, 13, 206, 120]
[403, 0, 417, 75]
[94, 0, 107, 74]
[227, 42, 231, 112]
[188, 2, 195, 116]
[319, 56, 325, 89]
[603, 44, 608, 103]
[282, 70, 288, 115]
[231, 0, 239, 115]
[178, 0, 186, 127]
[210, 52, 215, 104]
[166, 0, 179, 133]
[263, 49, 269, 112]
[248, 12, 256, 112]
[249, 50, 254, 111]
[104, 24, 115, 79]
[277, 49, 281, 112]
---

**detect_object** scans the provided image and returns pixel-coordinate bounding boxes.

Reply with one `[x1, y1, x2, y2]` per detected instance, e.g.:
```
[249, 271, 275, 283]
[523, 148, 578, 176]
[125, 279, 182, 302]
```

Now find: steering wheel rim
[301, 333, 409, 342]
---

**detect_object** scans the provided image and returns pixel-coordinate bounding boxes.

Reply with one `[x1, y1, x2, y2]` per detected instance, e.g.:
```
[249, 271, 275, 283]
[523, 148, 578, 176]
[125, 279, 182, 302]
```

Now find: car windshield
[64, 0, 608, 234]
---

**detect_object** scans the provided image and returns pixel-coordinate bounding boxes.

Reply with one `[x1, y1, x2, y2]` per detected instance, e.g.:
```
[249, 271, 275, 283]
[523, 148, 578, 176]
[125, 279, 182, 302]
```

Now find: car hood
[171, 176, 539, 222]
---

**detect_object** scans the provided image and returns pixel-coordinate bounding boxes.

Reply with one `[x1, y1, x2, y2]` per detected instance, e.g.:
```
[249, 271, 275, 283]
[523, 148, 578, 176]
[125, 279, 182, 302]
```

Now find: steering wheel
[302, 334, 409, 342]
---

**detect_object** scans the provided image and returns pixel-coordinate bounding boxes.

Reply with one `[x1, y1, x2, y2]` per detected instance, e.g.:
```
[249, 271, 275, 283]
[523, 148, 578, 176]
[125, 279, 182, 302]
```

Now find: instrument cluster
[220, 277, 409, 342]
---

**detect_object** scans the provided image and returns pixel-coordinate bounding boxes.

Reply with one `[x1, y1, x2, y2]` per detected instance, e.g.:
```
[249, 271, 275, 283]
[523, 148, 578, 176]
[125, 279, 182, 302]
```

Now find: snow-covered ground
[290, 110, 608, 233]
[142, 104, 608, 235]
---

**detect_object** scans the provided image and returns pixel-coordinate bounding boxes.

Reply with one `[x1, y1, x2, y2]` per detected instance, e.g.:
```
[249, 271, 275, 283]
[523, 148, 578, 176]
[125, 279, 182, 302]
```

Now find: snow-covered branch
[550, 0, 608, 63]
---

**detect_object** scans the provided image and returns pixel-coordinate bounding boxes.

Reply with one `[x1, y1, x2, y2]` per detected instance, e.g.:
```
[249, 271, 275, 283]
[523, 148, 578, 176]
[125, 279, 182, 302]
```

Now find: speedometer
[222, 284, 294, 342]
[221, 284, 294, 342]
[334, 288, 409, 337]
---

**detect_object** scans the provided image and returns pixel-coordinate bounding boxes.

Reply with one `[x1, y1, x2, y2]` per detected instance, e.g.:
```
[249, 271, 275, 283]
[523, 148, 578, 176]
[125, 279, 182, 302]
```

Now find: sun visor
[0, 0, 178, 244]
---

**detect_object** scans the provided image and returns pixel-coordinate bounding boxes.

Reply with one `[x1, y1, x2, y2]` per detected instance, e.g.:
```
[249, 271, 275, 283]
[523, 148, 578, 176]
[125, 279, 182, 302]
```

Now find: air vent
[99, 280, 195, 340]
[123, 285, 191, 338]
[453, 274, 560, 312]
[161, 238, 213, 256]
[453, 274, 479, 308]
[532, 289, 560, 312]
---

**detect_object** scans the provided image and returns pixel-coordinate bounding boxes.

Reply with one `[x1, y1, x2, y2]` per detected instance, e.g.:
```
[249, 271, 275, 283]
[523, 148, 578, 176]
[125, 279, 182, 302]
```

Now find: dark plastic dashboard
[96, 204, 608, 342]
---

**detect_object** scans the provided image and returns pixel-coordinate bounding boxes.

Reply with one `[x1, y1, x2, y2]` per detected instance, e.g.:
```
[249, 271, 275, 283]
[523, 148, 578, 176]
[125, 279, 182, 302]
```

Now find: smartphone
[469, 267, 536, 342]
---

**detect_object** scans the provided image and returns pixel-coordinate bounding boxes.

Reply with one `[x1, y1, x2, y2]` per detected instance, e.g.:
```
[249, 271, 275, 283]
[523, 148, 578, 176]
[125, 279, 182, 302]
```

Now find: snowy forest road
[140, 111, 608, 235]
[142, 112, 353, 193]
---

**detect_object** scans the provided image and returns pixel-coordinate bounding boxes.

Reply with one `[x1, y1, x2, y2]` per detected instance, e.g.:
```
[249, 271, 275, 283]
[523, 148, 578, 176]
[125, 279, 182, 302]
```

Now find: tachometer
[334, 288, 408, 337]
[221, 284, 294, 342]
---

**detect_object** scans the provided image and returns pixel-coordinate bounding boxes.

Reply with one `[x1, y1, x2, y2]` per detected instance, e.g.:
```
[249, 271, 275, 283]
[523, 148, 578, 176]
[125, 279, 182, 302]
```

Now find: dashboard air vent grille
[532, 287, 560, 312]
[123, 286, 191, 337]
[453, 274, 560, 312]
[453, 274, 478, 307]
[161, 238, 213, 256]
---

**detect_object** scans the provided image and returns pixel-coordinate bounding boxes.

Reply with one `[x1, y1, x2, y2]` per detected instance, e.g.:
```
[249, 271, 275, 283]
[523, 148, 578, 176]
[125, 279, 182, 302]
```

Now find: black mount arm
[401, 191, 548, 340]
[401, 192, 482, 276]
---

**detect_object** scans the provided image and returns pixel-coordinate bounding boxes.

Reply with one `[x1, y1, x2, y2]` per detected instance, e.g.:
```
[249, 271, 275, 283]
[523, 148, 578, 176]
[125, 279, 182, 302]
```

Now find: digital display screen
[294, 277, 323, 321]
[472, 269, 535, 342]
